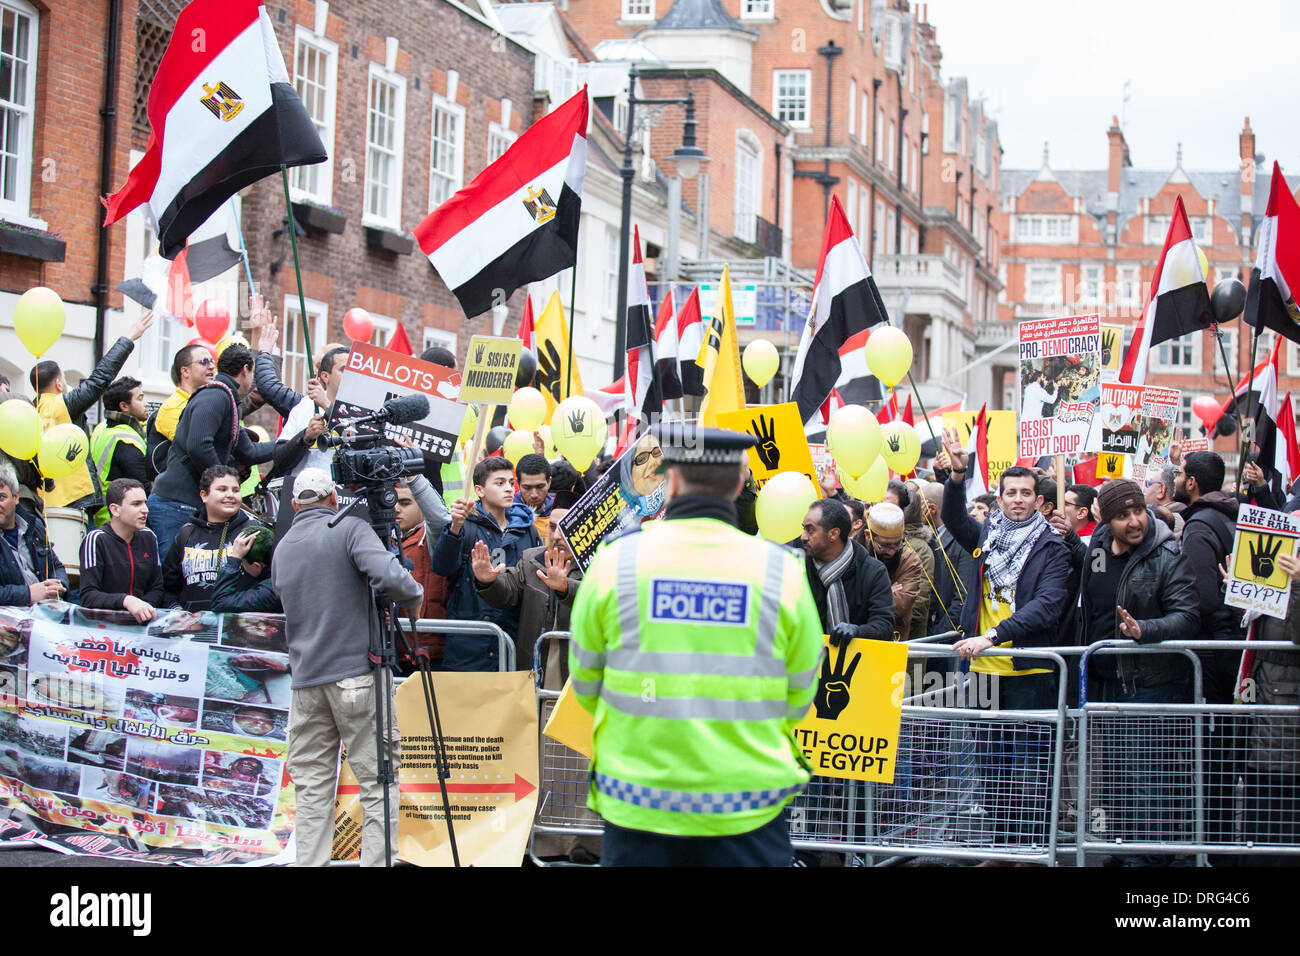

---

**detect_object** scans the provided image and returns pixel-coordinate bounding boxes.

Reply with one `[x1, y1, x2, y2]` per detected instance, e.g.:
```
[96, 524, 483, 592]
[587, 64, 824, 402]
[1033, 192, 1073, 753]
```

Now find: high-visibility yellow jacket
[36, 394, 94, 508]
[569, 513, 824, 837]
[88, 420, 146, 525]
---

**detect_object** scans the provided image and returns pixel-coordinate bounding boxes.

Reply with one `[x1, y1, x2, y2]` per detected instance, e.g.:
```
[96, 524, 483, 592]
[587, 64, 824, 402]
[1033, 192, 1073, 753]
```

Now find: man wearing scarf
[800, 499, 894, 645]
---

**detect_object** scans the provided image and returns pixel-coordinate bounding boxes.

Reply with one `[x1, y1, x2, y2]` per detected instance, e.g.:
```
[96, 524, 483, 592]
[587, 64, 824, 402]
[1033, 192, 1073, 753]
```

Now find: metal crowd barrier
[1076, 639, 1300, 866]
[402, 618, 515, 672]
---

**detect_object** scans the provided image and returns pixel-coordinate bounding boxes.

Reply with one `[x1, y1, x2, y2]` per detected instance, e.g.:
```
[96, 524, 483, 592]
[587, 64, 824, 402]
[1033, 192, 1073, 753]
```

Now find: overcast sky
[922, 0, 1297, 175]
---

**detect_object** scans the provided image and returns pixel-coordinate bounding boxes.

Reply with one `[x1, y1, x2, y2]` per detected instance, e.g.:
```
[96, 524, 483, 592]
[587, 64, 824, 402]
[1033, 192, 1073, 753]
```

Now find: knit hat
[1097, 478, 1145, 524]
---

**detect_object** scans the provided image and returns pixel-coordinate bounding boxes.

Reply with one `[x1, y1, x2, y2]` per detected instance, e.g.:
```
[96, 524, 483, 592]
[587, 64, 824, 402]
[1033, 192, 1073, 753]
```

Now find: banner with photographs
[0, 605, 294, 865]
[332, 342, 468, 464]
[1018, 314, 1102, 459]
[558, 433, 667, 569]
[1093, 383, 1180, 480]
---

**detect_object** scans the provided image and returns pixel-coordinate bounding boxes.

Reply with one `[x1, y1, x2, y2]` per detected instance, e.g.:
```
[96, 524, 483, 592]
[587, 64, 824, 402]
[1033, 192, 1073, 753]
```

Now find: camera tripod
[330, 482, 460, 867]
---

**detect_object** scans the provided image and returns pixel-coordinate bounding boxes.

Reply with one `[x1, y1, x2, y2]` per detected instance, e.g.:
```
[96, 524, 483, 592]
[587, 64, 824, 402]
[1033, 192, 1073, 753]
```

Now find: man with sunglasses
[146, 344, 217, 478]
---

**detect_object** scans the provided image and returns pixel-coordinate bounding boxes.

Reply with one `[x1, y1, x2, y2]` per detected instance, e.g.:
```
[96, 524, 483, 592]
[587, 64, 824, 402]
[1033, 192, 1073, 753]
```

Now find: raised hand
[749, 414, 779, 470]
[1241, 459, 1265, 490]
[817, 461, 839, 497]
[229, 529, 258, 561]
[306, 379, 328, 411]
[532, 430, 545, 456]
[449, 496, 471, 534]
[814, 639, 861, 720]
[941, 423, 968, 473]
[1169, 428, 1184, 466]
[1277, 552, 1300, 583]
[536, 545, 573, 593]
[1249, 534, 1284, 579]
[127, 310, 154, 342]
[471, 540, 505, 584]
[1117, 605, 1142, 640]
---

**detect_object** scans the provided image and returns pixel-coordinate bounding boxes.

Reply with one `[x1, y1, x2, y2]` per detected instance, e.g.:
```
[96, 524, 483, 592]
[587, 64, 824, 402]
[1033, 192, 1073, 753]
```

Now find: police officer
[569, 424, 824, 866]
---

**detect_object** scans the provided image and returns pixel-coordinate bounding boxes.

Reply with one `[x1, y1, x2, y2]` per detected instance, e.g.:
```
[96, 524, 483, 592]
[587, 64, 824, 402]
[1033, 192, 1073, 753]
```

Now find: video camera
[317, 394, 429, 489]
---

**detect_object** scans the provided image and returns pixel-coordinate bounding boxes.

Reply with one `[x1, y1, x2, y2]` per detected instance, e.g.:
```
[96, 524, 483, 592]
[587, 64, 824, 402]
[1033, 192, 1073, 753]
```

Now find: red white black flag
[653, 286, 681, 400]
[103, 0, 326, 258]
[415, 88, 588, 319]
[790, 195, 888, 424]
[1244, 161, 1300, 345]
[118, 201, 241, 325]
[963, 403, 992, 500]
[675, 286, 706, 397]
[1118, 194, 1215, 384]
[624, 225, 661, 421]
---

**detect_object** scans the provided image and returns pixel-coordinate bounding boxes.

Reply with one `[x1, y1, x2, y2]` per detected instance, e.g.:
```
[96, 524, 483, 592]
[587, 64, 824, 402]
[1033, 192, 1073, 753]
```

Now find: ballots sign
[332, 342, 467, 463]
[716, 403, 820, 492]
[792, 636, 906, 783]
[459, 335, 522, 405]
[650, 580, 750, 626]
[1224, 505, 1298, 621]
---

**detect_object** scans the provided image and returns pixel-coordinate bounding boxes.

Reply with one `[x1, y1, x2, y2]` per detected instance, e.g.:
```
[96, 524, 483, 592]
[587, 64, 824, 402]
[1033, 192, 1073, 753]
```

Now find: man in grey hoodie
[272, 468, 423, 867]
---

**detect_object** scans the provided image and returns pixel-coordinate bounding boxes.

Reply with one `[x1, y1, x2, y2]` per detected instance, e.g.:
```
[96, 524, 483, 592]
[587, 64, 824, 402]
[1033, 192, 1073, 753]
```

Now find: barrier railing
[402, 618, 514, 672]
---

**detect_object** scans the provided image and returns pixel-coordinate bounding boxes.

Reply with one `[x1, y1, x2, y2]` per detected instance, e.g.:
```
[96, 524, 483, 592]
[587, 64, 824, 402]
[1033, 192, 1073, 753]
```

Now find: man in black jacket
[1077, 479, 1199, 865]
[0, 464, 66, 606]
[78, 478, 164, 622]
[162, 465, 264, 611]
[149, 345, 275, 562]
[799, 499, 895, 645]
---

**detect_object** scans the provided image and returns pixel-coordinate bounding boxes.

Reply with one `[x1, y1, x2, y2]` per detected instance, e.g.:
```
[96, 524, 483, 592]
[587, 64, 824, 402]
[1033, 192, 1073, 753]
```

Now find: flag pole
[229, 199, 257, 302]
[280, 165, 315, 377]
[566, 259, 578, 400]
[1241, 321, 1261, 467]
[1210, 323, 1240, 411]
[867, 278, 944, 456]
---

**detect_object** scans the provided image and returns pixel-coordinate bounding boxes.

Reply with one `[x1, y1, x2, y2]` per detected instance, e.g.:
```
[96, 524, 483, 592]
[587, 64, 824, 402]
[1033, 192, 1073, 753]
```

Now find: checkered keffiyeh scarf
[982, 508, 1049, 600]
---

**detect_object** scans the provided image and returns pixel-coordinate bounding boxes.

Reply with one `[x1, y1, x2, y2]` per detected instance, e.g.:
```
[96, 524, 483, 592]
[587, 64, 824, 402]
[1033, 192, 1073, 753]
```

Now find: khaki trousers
[288, 672, 400, 867]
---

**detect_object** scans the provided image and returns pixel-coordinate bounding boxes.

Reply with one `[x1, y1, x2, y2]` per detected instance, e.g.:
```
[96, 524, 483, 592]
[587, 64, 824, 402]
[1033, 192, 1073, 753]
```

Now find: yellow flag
[534, 290, 583, 422]
[696, 265, 746, 426]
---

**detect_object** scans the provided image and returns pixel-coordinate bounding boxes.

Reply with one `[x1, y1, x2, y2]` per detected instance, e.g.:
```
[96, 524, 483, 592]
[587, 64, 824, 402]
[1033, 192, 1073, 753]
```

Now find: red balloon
[343, 307, 374, 343]
[186, 337, 217, 362]
[1192, 395, 1222, 428]
[194, 299, 230, 344]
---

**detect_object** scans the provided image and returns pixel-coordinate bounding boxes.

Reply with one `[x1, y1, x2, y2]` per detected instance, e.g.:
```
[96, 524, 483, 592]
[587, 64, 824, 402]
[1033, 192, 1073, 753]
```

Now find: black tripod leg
[402, 614, 461, 867]
[371, 601, 396, 867]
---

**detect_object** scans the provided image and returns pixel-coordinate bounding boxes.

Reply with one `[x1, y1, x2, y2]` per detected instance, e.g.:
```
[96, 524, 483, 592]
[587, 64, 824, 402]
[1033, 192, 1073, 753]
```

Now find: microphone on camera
[315, 394, 431, 449]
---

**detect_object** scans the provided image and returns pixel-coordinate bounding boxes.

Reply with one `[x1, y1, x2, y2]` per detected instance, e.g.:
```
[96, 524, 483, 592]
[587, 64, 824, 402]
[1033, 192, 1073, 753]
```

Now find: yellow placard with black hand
[716, 402, 819, 492]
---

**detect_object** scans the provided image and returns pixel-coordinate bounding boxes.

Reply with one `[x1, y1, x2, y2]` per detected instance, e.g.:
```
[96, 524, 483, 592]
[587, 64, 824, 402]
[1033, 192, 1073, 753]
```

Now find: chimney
[1105, 115, 1128, 245]
[1240, 117, 1255, 249]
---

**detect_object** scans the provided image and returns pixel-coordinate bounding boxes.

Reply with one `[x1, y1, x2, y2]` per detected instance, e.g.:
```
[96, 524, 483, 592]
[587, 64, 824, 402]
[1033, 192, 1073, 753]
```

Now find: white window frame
[288, 25, 338, 205]
[887, 120, 896, 172]
[846, 180, 857, 235]
[604, 227, 620, 317]
[1014, 214, 1075, 244]
[740, 0, 773, 19]
[428, 94, 465, 210]
[1080, 264, 1103, 304]
[1117, 265, 1141, 307]
[885, 208, 896, 255]
[1191, 216, 1211, 243]
[874, 107, 885, 162]
[621, 0, 655, 21]
[422, 327, 457, 356]
[364, 64, 406, 230]
[1026, 264, 1061, 304]
[858, 189, 870, 254]
[1146, 214, 1171, 246]
[873, 198, 885, 255]
[1152, 336, 1201, 372]
[847, 78, 856, 138]
[366, 313, 397, 347]
[1176, 394, 1199, 434]
[281, 295, 329, 396]
[487, 120, 516, 165]
[1288, 338, 1300, 376]
[733, 130, 761, 243]
[860, 91, 869, 147]
[1217, 327, 1237, 372]
[0, 0, 40, 224]
[772, 70, 811, 129]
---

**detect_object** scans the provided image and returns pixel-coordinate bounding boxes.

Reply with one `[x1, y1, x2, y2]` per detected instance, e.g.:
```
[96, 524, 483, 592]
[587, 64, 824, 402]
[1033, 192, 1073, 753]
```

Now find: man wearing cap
[1076, 478, 1198, 865]
[272, 467, 424, 867]
[864, 502, 923, 641]
[569, 425, 824, 866]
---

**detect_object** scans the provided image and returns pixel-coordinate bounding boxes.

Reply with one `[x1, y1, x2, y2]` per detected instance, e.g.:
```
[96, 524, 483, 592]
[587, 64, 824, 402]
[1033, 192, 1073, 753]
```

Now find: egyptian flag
[1245, 337, 1286, 497]
[103, 0, 326, 258]
[654, 286, 681, 400]
[1278, 391, 1300, 495]
[517, 294, 536, 353]
[1244, 162, 1300, 344]
[119, 202, 240, 325]
[1118, 195, 1215, 385]
[963, 404, 992, 501]
[624, 226, 661, 422]
[676, 286, 706, 397]
[790, 195, 888, 423]
[587, 376, 625, 418]
[415, 88, 588, 319]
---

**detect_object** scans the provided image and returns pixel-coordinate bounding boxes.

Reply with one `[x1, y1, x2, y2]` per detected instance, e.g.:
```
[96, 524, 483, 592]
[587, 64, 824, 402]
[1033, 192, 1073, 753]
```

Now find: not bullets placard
[1225, 505, 1299, 620]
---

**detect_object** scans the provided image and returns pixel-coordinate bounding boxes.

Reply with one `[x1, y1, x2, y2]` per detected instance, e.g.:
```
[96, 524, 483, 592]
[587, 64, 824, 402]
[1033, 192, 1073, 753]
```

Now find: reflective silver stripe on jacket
[615, 535, 642, 651]
[595, 772, 805, 814]
[598, 688, 788, 721]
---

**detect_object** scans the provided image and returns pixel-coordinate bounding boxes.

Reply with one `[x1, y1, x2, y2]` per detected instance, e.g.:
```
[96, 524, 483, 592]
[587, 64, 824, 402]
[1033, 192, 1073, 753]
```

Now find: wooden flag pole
[280, 165, 315, 377]
[1055, 454, 1066, 511]
[461, 402, 492, 503]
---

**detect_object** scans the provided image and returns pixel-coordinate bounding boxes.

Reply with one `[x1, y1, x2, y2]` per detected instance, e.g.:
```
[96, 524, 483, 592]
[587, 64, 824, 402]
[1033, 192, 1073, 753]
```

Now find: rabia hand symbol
[813, 640, 861, 720]
[749, 414, 779, 470]
[568, 410, 585, 434]
[474, 343, 485, 364]
[1102, 329, 1116, 365]
[1250, 534, 1284, 579]
[886, 433, 901, 453]
[1105, 455, 1118, 474]
[64, 442, 83, 462]
[537, 340, 563, 402]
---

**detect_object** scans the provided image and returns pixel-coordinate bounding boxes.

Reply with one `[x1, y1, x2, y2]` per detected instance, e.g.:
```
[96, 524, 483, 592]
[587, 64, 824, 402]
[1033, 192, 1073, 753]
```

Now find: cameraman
[273, 468, 423, 867]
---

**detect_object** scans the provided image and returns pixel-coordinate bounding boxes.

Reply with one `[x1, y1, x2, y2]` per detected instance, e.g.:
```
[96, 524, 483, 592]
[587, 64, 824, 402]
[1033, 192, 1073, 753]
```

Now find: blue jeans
[146, 494, 194, 565]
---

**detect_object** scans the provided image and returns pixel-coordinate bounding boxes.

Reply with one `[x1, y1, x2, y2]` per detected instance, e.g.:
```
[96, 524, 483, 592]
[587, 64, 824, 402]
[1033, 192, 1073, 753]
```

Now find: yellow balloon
[458, 405, 478, 445]
[552, 395, 606, 471]
[880, 421, 921, 474]
[755, 471, 818, 543]
[502, 429, 535, 466]
[0, 400, 40, 460]
[840, 456, 888, 503]
[508, 386, 547, 432]
[216, 332, 249, 356]
[864, 326, 913, 389]
[14, 286, 66, 357]
[742, 339, 780, 389]
[38, 423, 89, 479]
[826, 405, 882, 477]
[538, 424, 558, 458]
[1197, 245, 1211, 284]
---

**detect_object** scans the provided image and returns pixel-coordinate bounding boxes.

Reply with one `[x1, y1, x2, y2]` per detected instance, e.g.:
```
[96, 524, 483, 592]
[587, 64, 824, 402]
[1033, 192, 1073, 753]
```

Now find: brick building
[994, 116, 1300, 465]
[0, 0, 141, 392]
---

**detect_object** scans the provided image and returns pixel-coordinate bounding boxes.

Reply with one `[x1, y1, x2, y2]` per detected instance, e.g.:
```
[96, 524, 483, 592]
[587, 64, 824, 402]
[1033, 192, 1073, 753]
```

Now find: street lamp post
[613, 64, 707, 381]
